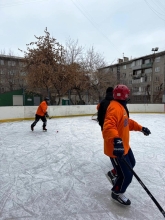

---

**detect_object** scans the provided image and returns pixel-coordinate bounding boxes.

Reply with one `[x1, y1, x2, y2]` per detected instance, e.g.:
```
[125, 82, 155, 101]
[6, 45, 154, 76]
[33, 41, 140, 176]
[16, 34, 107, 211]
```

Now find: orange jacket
[36, 101, 48, 116]
[102, 100, 142, 158]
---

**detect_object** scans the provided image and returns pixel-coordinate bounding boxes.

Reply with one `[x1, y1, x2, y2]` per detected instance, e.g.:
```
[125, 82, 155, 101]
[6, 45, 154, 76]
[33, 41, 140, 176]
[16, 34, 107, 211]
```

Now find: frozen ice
[0, 114, 165, 220]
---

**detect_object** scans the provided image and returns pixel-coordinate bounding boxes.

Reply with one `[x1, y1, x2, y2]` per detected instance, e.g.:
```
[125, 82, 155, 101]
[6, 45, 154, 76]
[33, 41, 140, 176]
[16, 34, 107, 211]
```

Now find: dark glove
[45, 112, 49, 118]
[141, 127, 151, 136]
[113, 138, 124, 158]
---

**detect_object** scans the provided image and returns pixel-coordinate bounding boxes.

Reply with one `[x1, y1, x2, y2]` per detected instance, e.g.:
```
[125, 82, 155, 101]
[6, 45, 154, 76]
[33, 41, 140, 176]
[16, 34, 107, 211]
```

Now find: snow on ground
[0, 114, 165, 220]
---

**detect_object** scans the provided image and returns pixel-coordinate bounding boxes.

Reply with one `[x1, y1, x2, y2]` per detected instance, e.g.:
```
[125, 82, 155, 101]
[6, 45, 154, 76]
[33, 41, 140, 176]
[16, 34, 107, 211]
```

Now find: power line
[70, 0, 121, 56]
[150, 0, 165, 15]
[144, 0, 165, 21]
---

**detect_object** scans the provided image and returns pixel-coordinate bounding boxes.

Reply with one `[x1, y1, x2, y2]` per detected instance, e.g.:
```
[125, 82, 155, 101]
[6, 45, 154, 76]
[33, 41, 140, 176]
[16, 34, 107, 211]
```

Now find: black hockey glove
[113, 138, 124, 158]
[141, 127, 151, 136]
[45, 112, 49, 118]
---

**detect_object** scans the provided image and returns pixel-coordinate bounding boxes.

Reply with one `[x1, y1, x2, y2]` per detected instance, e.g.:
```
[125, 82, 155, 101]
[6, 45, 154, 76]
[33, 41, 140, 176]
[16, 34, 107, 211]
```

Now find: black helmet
[106, 87, 113, 94]
[44, 97, 50, 101]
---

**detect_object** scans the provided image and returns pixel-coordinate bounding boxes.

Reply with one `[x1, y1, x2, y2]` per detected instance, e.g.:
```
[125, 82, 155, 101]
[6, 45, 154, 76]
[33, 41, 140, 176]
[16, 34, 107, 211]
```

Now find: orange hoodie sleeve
[129, 118, 142, 131]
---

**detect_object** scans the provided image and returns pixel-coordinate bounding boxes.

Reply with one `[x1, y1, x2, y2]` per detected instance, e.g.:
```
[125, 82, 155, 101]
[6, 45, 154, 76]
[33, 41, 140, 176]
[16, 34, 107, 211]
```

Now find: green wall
[0, 90, 41, 106]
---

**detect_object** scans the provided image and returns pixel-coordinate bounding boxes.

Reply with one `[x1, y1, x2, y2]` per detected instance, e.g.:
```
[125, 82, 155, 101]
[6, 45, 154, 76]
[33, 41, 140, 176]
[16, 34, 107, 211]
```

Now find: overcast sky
[1, 0, 165, 65]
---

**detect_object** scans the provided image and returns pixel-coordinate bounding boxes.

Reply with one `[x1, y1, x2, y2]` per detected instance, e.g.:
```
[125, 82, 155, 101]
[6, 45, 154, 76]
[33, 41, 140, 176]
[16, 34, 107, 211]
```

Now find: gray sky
[1, 0, 165, 65]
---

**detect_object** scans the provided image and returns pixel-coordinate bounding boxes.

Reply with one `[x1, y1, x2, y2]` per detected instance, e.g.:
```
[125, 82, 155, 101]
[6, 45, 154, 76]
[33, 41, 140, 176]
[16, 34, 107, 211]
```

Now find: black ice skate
[106, 171, 117, 185]
[111, 192, 131, 206]
[31, 125, 34, 131]
[43, 126, 47, 131]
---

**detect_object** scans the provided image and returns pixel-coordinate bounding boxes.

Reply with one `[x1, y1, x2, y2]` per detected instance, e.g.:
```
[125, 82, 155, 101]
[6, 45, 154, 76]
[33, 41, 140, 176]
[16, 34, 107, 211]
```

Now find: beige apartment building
[0, 54, 25, 93]
[98, 50, 165, 103]
[1, 51, 165, 104]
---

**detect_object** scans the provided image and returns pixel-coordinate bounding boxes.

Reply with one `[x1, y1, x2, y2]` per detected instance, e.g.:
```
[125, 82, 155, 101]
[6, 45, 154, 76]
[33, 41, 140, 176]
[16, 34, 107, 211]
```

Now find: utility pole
[151, 47, 159, 103]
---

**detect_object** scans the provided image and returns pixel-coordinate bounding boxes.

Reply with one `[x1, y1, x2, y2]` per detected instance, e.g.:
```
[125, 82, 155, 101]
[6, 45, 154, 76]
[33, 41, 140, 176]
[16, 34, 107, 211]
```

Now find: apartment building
[0, 54, 25, 93]
[98, 50, 165, 103]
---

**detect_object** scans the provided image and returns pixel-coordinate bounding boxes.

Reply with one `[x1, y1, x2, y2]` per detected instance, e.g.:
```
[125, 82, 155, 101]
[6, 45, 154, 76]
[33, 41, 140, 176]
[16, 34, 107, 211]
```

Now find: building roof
[98, 50, 165, 70]
[0, 54, 24, 60]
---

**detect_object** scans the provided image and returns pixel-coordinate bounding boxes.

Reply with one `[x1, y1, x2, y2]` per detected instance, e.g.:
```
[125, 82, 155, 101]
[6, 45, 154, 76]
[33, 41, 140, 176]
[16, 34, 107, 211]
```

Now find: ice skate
[106, 170, 117, 185]
[31, 125, 34, 131]
[111, 192, 131, 206]
[43, 126, 47, 131]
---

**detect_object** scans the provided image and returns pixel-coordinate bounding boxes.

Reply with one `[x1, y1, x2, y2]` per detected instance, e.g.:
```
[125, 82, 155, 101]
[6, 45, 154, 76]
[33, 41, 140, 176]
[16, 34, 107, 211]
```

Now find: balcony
[132, 65, 141, 70]
[131, 63, 152, 70]
[141, 63, 152, 68]
[132, 75, 141, 80]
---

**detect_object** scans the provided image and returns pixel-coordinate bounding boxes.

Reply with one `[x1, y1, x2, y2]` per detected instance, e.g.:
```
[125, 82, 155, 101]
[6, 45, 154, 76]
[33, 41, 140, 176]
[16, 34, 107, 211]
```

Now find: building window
[155, 67, 160, 72]
[155, 57, 160, 62]
[12, 61, 16, 66]
[8, 70, 15, 75]
[9, 78, 15, 83]
[155, 76, 159, 81]
[132, 79, 140, 83]
[131, 61, 135, 67]
[132, 70, 141, 79]
[144, 68, 152, 73]
[19, 62, 26, 67]
[137, 70, 141, 74]
[132, 87, 139, 92]
[136, 59, 142, 66]
[0, 60, 4, 65]
[134, 96, 141, 101]
[155, 86, 160, 91]
[123, 73, 126, 78]
[144, 74, 147, 82]
[0, 69, 4, 74]
[19, 62, 23, 66]
[0, 78, 5, 83]
[20, 72, 26, 76]
[123, 65, 126, 69]
[139, 87, 146, 92]
[8, 61, 12, 66]
[144, 59, 150, 64]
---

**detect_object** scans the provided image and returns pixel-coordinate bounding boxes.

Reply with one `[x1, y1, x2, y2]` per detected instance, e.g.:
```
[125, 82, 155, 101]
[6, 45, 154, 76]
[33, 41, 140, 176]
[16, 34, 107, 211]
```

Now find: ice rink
[0, 114, 165, 220]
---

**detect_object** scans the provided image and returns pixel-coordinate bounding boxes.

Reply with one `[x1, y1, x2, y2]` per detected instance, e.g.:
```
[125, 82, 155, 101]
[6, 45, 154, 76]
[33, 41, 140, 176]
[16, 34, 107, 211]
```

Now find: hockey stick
[91, 112, 98, 121]
[122, 157, 165, 218]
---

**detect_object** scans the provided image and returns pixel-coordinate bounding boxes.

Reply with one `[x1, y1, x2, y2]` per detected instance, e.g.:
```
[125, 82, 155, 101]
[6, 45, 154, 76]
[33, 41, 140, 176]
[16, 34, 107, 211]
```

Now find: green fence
[0, 90, 41, 106]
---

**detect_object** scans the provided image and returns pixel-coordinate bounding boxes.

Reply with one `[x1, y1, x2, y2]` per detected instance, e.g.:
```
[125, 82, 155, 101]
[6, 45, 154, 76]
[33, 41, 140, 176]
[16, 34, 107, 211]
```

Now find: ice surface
[0, 114, 165, 220]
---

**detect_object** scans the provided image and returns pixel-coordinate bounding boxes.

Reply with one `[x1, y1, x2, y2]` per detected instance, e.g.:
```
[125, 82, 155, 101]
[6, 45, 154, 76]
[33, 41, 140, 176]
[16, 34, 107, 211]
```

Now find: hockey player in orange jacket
[31, 97, 50, 131]
[102, 84, 151, 205]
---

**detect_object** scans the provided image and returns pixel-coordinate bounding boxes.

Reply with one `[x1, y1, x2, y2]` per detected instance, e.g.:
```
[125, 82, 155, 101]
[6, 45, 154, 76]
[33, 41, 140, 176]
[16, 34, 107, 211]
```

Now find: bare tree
[64, 39, 89, 104]
[65, 38, 84, 64]
[82, 47, 116, 103]
[50, 46, 71, 105]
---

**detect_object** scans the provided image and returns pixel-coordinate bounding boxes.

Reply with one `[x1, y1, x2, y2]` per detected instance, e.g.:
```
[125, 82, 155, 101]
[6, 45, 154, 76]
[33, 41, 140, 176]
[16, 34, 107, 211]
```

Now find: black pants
[110, 148, 135, 194]
[31, 114, 47, 128]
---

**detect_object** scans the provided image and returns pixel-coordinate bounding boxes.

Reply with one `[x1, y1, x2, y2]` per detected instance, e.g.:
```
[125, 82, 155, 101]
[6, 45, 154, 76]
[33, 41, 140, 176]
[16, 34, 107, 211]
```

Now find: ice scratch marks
[0, 185, 13, 218]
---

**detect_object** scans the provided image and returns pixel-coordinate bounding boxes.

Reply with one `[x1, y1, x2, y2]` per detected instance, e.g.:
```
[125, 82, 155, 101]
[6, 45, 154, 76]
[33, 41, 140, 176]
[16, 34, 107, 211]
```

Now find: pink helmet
[113, 84, 130, 100]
